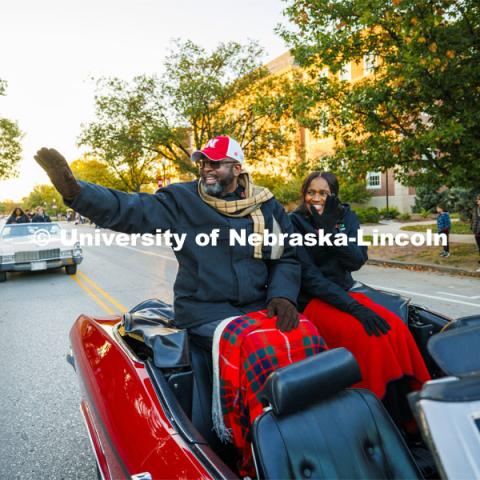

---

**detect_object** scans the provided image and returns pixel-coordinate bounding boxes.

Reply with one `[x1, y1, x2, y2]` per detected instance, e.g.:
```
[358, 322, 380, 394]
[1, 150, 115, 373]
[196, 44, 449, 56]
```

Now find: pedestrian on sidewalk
[471, 194, 480, 272]
[436, 204, 451, 257]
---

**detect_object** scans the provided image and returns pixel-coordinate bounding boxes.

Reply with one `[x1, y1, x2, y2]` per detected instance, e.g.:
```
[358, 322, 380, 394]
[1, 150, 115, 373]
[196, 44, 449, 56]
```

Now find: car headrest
[453, 314, 480, 330]
[260, 348, 361, 416]
[428, 324, 480, 377]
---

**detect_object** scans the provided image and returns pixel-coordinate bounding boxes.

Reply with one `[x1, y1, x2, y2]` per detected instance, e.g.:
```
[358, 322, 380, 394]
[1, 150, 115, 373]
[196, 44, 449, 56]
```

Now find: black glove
[346, 302, 391, 336]
[310, 194, 345, 233]
[267, 297, 300, 332]
[34, 148, 81, 200]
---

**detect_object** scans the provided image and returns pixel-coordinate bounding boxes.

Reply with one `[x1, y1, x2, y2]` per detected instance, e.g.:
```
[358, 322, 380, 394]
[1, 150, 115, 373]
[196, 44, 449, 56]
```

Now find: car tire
[65, 265, 77, 275]
[0, 272, 6, 282]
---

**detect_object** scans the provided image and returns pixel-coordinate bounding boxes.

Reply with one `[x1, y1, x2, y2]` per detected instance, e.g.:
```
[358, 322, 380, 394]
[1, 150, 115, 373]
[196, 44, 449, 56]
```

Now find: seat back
[252, 349, 422, 480]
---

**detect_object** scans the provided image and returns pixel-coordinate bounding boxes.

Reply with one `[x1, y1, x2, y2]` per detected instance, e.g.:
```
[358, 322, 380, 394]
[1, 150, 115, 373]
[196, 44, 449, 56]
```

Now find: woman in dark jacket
[6, 207, 30, 224]
[290, 172, 430, 400]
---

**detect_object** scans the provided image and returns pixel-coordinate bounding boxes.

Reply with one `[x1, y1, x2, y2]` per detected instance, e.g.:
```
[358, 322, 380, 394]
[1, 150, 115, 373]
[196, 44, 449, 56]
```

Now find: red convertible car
[67, 284, 480, 479]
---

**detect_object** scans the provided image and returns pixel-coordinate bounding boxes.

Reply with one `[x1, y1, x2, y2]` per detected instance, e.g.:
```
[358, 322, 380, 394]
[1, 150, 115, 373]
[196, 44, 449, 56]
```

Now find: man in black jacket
[34, 136, 300, 348]
[31, 206, 51, 223]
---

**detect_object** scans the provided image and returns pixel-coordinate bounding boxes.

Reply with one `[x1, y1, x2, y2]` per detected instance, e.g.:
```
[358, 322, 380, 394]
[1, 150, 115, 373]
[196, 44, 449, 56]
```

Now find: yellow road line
[71, 275, 116, 315]
[76, 271, 128, 312]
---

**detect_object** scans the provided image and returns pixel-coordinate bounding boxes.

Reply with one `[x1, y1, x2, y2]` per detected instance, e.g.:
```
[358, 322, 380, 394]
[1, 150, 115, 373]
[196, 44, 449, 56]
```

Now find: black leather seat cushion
[428, 324, 480, 377]
[350, 282, 409, 324]
[253, 388, 422, 479]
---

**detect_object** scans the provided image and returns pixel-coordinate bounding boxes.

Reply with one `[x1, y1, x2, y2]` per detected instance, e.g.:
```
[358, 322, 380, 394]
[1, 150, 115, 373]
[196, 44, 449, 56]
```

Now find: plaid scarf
[198, 172, 276, 259]
[212, 310, 328, 477]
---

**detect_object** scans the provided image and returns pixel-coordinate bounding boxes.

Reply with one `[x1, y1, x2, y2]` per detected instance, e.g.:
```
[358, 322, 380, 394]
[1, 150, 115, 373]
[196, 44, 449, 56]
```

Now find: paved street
[0, 224, 479, 478]
[354, 265, 480, 317]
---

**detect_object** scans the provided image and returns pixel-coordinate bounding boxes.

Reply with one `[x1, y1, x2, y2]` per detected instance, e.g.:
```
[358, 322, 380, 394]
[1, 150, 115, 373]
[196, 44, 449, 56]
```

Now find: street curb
[367, 258, 480, 278]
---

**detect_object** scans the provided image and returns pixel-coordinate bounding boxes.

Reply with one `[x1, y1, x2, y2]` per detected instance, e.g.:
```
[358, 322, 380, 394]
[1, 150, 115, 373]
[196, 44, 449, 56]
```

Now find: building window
[366, 171, 381, 189]
[339, 63, 351, 81]
[363, 54, 376, 75]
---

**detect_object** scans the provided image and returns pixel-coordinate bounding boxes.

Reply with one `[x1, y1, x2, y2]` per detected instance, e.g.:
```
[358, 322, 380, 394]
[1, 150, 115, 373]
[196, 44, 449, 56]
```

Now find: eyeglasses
[199, 159, 239, 170]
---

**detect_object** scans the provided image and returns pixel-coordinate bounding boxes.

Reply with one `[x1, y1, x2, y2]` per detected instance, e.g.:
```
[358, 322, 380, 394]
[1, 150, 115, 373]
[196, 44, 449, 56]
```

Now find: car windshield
[1, 223, 61, 238]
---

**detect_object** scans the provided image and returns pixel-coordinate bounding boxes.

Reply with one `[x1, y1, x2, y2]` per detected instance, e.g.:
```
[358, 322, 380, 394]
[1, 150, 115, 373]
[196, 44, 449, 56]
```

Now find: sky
[0, 0, 289, 201]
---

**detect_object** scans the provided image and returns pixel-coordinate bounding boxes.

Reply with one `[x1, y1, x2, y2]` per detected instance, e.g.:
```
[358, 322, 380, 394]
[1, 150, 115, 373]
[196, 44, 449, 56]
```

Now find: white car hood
[0, 236, 67, 255]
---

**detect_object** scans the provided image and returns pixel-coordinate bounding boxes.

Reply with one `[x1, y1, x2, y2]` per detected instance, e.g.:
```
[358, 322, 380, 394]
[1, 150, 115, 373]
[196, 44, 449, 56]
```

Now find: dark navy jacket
[290, 205, 368, 312]
[6, 214, 30, 224]
[31, 213, 51, 223]
[67, 181, 300, 329]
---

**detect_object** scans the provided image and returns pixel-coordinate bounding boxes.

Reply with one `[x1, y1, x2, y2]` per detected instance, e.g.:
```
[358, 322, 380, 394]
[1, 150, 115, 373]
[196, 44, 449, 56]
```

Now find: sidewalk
[363, 220, 479, 276]
[362, 219, 475, 244]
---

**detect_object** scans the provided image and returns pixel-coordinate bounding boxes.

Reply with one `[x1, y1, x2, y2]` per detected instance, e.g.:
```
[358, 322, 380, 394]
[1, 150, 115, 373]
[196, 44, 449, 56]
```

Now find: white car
[0, 222, 83, 282]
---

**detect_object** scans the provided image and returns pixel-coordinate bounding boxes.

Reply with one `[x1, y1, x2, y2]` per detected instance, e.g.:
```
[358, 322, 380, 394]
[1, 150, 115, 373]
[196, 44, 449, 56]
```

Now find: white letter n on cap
[206, 139, 218, 148]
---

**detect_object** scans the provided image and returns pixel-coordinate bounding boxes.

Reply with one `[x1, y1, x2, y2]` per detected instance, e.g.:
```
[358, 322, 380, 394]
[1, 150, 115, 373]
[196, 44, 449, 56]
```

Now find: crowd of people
[6, 206, 51, 224]
[4, 206, 90, 225]
[32, 137, 477, 475]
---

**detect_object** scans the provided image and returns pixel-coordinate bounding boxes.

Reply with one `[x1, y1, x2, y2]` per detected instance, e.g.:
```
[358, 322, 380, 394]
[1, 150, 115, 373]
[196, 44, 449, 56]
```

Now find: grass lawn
[368, 242, 480, 271]
[400, 221, 472, 234]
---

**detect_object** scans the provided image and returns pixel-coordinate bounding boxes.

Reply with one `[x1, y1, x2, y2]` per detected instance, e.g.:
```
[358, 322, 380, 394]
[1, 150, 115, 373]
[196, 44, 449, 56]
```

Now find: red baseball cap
[191, 136, 244, 164]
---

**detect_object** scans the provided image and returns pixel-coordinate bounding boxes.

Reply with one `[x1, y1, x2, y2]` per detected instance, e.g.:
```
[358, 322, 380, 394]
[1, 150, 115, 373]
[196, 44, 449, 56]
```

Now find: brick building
[265, 52, 416, 212]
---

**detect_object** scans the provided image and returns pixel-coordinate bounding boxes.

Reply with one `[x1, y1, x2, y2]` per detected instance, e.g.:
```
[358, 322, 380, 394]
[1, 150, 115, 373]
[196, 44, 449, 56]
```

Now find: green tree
[79, 40, 294, 190]
[70, 154, 125, 190]
[413, 185, 477, 220]
[0, 79, 23, 180]
[412, 184, 448, 213]
[279, 0, 480, 189]
[22, 185, 65, 216]
[0, 199, 17, 215]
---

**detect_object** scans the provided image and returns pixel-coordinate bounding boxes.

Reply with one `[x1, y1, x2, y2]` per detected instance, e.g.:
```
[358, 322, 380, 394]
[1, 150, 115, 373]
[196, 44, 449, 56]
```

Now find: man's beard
[201, 167, 235, 197]
[203, 182, 224, 197]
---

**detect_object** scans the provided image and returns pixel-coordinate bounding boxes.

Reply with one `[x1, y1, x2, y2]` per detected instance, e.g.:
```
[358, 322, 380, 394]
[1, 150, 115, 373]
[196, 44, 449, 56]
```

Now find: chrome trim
[66, 347, 75, 371]
[79, 404, 110, 480]
[131, 473, 152, 480]
[14, 248, 60, 262]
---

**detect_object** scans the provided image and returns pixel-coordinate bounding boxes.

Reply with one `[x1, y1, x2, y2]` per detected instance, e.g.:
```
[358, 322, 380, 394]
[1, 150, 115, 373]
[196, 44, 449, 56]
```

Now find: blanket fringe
[211, 316, 239, 444]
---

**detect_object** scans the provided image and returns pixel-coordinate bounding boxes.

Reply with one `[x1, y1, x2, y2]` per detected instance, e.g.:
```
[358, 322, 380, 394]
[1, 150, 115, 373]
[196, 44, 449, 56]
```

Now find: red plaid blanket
[212, 310, 327, 477]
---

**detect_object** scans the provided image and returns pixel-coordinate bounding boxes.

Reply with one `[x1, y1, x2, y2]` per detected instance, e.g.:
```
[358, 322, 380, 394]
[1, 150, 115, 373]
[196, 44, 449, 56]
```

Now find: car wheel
[65, 265, 77, 275]
[0, 272, 6, 282]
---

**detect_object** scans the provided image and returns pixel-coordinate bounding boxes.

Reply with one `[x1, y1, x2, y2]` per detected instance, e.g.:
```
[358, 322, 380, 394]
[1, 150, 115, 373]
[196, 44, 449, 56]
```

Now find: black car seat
[189, 341, 239, 468]
[189, 342, 215, 442]
[252, 348, 423, 480]
[349, 282, 410, 324]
